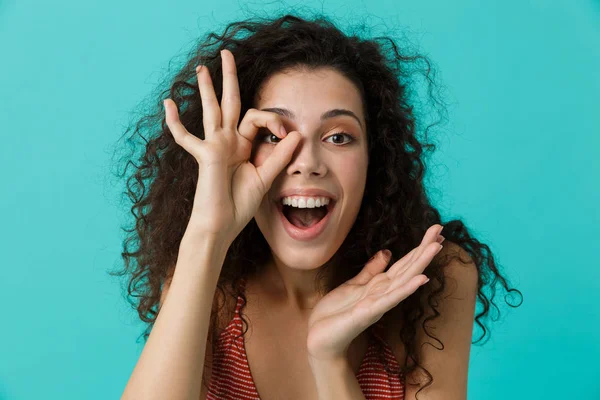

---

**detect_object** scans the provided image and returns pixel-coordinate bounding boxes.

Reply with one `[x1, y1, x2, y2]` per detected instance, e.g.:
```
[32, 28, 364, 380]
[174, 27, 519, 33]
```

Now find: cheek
[339, 155, 368, 189]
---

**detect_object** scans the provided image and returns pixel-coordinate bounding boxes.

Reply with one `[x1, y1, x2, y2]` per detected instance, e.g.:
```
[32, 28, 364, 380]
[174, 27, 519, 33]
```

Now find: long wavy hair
[109, 12, 523, 397]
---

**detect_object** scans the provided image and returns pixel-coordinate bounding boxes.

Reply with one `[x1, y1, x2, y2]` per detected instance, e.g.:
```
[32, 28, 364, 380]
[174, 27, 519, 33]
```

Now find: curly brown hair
[109, 11, 523, 398]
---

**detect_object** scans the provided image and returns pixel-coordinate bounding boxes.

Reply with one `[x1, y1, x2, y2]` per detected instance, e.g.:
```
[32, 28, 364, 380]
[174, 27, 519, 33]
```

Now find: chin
[270, 245, 338, 270]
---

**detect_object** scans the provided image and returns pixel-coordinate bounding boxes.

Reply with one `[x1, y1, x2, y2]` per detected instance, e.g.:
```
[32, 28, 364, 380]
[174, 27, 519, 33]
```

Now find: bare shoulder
[382, 241, 478, 397]
[380, 241, 477, 365]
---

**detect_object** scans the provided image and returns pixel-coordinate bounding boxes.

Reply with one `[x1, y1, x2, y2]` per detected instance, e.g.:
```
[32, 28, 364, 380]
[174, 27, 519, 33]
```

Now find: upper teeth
[282, 196, 331, 208]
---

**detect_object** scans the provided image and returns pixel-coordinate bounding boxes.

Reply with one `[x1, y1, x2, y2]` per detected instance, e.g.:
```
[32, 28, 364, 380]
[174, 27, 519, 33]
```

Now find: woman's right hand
[164, 49, 301, 248]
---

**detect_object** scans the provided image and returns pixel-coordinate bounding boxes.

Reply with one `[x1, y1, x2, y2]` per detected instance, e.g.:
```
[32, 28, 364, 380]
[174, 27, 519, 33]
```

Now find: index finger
[219, 49, 241, 130]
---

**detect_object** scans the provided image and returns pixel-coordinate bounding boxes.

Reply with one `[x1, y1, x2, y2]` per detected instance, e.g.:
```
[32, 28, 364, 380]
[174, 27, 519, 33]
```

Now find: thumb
[255, 131, 301, 189]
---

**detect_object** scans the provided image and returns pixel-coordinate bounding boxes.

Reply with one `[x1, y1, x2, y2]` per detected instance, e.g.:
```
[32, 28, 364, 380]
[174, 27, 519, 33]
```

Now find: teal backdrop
[1, 0, 598, 399]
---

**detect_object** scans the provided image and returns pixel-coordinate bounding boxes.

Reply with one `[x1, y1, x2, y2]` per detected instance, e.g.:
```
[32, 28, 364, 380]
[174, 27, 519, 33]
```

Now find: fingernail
[439, 225, 444, 234]
[280, 126, 287, 137]
[423, 278, 430, 284]
[383, 249, 392, 259]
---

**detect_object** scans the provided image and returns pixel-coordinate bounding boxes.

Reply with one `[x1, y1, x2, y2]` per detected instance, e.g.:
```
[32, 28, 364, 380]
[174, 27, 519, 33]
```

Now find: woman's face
[251, 67, 369, 270]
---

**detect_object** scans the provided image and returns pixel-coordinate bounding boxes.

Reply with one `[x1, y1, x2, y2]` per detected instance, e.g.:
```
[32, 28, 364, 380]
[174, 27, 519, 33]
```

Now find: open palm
[306, 224, 445, 361]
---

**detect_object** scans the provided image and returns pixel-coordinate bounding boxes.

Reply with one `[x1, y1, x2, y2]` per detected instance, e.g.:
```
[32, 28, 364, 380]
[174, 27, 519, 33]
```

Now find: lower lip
[277, 202, 335, 242]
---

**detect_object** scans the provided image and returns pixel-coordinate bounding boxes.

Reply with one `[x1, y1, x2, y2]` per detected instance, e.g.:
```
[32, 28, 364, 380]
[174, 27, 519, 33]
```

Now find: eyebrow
[260, 107, 363, 130]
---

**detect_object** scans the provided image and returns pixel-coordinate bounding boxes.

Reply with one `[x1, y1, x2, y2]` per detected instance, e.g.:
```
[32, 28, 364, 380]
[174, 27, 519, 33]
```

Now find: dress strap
[239, 276, 248, 294]
[369, 319, 403, 374]
[234, 276, 248, 312]
[370, 318, 386, 341]
[226, 279, 248, 336]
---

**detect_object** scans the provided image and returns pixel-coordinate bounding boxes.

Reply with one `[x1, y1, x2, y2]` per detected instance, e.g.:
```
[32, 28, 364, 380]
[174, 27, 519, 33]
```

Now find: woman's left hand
[306, 224, 445, 362]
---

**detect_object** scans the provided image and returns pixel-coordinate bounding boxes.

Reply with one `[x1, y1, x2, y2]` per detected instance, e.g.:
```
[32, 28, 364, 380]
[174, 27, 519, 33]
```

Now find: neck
[256, 252, 337, 313]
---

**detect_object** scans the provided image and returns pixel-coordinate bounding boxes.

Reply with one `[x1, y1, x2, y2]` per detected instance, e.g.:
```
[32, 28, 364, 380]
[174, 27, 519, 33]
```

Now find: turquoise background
[1, 0, 598, 399]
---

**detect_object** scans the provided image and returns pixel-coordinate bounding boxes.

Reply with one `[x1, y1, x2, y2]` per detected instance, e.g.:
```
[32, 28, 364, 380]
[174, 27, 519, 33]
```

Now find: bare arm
[119, 49, 297, 400]
[121, 235, 228, 400]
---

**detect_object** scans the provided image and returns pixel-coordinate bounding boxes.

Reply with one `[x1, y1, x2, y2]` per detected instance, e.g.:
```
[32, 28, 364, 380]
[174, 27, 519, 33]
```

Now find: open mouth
[275, 199, 337, 241]
[277, 200, 335, 227]
[283, 204, 326, 227]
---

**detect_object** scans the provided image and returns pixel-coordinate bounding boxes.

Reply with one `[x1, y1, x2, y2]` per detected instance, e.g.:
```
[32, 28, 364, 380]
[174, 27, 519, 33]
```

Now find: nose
[285, 132, 327, 177]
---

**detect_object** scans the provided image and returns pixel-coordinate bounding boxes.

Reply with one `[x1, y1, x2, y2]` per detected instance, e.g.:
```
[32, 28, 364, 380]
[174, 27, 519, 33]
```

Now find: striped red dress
[206, 279, 405, 399]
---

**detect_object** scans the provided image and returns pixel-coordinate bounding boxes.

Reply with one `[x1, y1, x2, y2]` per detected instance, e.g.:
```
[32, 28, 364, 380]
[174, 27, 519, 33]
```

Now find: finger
[388, 242, 441, 291]
[219, 50, 241, 130]
[400, 224, 444, 269]
[255, 130, 301, 190]
[374, 274, 429, 313]
[237, 109, 288, 143]
[196, 64, 221, 135]
[414, 224, 443, 259]
[164, 99, 204, 159]
[346, 250, 391, 286]
[385, 247, 417, 277]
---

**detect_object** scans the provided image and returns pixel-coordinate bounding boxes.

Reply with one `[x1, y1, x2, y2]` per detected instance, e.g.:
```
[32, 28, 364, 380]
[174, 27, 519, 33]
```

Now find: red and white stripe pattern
[207, 287, 404, 399]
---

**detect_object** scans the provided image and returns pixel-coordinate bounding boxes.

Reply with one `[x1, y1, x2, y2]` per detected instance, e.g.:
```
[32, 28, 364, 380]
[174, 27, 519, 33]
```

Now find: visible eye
[324, 132, 355, 145]
[258, 131, 355, 145]
[259, 133, 282, 144]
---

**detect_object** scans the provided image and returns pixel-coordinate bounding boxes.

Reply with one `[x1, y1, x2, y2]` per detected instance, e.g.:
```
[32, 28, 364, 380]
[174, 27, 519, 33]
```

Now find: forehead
[254, 67, 365, 125]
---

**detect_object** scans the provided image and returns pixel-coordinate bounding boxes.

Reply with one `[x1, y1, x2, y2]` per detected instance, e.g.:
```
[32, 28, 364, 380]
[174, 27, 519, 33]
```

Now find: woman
[115, 13, 522, 400]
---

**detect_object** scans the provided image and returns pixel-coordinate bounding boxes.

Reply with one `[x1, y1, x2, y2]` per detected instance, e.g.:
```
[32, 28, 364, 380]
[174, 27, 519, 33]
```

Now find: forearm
[309, 356, 367, 400]
[121, 236, 228, 400]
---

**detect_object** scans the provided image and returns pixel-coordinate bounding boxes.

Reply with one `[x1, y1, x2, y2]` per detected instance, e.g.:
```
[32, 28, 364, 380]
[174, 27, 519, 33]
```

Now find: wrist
[308, 353, 348, 369]
[180, 231, 229, 258]
[177, 234, 229, 278]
